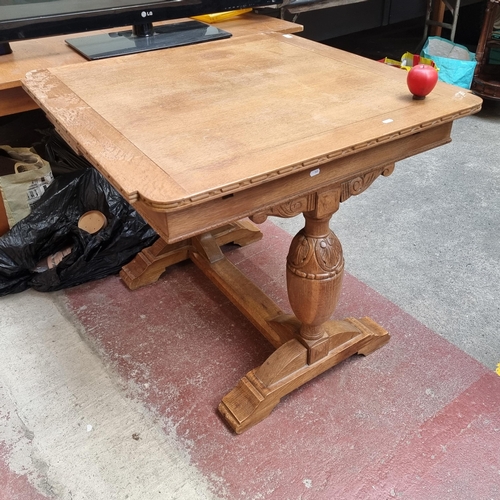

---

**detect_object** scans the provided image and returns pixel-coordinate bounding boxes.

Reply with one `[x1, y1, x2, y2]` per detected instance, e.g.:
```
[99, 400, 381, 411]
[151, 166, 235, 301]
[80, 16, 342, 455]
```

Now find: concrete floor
[1, 21, 500, 500]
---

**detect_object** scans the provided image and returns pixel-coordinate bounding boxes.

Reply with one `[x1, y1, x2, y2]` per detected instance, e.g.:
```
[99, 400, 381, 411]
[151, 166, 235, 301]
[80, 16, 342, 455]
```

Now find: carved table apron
[22, 32, 482, 433]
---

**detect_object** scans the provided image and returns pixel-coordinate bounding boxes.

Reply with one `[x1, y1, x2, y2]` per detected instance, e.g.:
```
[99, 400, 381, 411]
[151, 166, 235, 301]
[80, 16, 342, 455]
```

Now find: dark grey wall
[389, 0, 426, 24]
[284, 0, 388, 41]
[281, 0, 481, 42]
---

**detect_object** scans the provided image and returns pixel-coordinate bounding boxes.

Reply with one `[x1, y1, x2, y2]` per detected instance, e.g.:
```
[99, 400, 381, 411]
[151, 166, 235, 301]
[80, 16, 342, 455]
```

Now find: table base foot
[219, 317, 389, 434]
[119, 219, 262, 290]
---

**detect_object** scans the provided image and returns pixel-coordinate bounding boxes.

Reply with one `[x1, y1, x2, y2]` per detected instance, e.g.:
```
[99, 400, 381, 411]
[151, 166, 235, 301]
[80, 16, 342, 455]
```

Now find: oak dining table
[22, 27, 482, 433]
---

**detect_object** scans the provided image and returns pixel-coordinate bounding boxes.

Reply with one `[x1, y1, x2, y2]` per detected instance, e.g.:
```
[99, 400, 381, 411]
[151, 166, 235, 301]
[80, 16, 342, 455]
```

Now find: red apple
[407, 64, 438, 100]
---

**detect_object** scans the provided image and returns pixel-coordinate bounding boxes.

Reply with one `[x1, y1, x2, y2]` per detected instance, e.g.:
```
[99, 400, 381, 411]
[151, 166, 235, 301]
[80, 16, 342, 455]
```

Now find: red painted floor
[62, 220, 500, 499]
[0, 444, 48, 500]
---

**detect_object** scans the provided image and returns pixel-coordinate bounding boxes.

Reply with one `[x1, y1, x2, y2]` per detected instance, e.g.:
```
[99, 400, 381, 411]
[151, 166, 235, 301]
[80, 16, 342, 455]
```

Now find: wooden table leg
[212, 194, 390, 433]
[119, 219, 263, 290]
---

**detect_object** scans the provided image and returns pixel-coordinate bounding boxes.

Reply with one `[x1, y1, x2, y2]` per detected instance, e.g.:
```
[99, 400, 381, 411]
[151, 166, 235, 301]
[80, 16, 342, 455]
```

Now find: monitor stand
[0, 42, 12, 56]
[66, 20, 232, 61]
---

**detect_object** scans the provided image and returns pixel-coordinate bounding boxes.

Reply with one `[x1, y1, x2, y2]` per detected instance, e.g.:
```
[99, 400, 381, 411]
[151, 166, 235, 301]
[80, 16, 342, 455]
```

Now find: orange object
[78, 210, 107, 234]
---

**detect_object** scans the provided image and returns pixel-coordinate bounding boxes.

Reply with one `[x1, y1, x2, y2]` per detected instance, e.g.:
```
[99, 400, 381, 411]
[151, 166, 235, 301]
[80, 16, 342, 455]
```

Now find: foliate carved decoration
[251, 194, 316, 224]
[340, 163, 395, 203]
[250, 165, 393, 224]
[287, 231, 344, 281]
[381, 164, 395, 177]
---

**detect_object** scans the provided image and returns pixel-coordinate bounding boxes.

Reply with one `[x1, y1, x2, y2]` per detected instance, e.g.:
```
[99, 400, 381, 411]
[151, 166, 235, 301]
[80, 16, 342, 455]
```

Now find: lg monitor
[0, 0, 280, 59]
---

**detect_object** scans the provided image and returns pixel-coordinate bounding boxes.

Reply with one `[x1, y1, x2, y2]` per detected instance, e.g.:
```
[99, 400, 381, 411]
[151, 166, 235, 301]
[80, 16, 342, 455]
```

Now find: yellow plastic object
[400, 52, 438, 72]
[380, 57, 402, 68]
[379, 53, 439, 72]
[192, 8, 252, 23]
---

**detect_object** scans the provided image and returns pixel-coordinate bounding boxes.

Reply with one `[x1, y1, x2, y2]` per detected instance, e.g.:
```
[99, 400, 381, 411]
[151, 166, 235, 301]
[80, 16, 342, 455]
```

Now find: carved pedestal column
[218, 203, 389, 432]
[219, 169, 394, 433]
[287, 212, 344, 362]
[287, 214, 344, 336]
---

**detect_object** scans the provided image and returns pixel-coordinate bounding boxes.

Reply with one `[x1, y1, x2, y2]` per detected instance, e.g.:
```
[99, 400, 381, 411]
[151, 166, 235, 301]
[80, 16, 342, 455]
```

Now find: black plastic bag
[0, 168, 158, 296]
[33, 127, 92, 176]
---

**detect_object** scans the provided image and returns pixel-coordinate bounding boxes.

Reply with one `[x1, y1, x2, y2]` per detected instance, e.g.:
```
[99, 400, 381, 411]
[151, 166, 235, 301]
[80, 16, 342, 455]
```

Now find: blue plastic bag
[422, 36, 477, 89]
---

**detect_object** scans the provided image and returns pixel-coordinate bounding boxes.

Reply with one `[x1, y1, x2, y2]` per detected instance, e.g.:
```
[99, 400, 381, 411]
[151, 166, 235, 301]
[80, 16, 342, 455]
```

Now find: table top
[22, 32, 482, 215]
